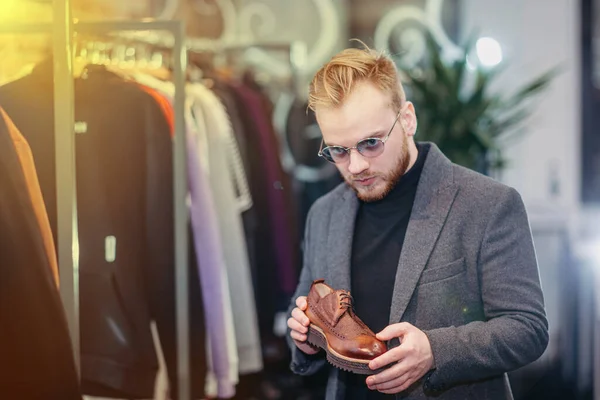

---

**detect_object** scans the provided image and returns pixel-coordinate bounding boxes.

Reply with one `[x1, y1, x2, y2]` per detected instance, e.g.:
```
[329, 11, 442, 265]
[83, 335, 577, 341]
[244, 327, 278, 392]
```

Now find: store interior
[0, 0, 598, 399]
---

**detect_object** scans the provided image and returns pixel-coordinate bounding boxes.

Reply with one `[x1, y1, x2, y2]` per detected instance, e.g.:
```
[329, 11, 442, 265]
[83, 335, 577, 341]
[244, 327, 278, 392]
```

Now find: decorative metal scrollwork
[374, 0, 462, 68]
[158, 0, 340, 79]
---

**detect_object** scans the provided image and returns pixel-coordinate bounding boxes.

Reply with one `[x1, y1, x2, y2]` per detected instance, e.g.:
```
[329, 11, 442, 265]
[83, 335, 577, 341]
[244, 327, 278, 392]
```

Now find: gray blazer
[287, 142, 548, 399]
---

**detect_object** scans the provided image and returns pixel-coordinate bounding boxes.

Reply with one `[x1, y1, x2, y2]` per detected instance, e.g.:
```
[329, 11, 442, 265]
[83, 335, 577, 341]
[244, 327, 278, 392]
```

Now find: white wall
[460, 0, 583, 370]
[460, 0, 581, 233]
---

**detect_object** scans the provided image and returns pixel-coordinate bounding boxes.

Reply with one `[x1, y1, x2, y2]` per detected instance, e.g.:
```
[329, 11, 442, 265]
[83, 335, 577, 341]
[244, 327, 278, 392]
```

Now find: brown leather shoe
[305, 279, 387, 375]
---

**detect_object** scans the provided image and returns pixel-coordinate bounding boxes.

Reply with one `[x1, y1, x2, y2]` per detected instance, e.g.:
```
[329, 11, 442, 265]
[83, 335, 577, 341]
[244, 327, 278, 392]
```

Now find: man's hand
[287, 296, 320, 355]
[366, 322, 434, 394]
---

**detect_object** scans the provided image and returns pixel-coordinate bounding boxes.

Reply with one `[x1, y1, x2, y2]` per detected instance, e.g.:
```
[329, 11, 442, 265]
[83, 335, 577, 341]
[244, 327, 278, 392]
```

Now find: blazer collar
[389, 142, 459, 323]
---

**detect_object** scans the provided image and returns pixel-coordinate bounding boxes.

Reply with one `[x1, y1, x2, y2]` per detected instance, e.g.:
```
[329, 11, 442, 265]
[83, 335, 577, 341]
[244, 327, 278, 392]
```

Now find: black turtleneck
[346, 142, 429, 400]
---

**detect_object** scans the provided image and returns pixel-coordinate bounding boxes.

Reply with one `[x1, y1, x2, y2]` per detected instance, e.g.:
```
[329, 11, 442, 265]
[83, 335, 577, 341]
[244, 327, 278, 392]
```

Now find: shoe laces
[331, 290, 354, 324]
[339, 291, 354, 312]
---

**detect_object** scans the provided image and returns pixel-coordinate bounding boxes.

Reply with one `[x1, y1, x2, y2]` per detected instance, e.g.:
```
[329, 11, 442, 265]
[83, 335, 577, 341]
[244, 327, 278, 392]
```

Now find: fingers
[288, 302, 311, 344]
[295, 296, 308, 310]
[367, 364, 412, 393]
[369, 345, 403, 370]
[367, 361, 408, 386]
[291, 307, 310, 327]
[287, 316, 307, 335]
[376, 322, 412, 341]
[375, 375, 414, 394]
[289, 296, 311, 344]
[290, 329, 308, 343]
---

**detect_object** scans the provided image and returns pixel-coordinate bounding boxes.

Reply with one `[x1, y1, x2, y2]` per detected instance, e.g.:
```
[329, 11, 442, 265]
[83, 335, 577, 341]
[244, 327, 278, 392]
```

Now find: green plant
[398, 30, 559, 175]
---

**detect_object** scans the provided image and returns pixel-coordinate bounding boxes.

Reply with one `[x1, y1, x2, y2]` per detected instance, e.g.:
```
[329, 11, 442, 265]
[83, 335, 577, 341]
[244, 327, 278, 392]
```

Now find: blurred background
[0, 0, 598, 399]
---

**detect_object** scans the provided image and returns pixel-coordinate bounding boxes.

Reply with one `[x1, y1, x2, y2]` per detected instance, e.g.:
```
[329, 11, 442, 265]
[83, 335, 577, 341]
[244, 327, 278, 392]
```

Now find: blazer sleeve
[287, 205, 328, 376]
[423, 187, 549, 391]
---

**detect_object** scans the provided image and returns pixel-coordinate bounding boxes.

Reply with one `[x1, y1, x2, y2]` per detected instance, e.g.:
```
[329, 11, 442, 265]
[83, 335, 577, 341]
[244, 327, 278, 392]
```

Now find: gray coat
[287, 142, 548, 399]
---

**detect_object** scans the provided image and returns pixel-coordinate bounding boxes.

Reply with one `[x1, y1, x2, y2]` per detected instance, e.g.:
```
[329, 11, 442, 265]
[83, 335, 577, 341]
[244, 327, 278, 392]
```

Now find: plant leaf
[505, 65, 562, 107]
[398, 26, 557, 174]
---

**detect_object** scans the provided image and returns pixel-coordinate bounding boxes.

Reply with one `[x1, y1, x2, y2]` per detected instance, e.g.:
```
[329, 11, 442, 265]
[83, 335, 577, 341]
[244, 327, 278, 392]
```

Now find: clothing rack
[187, 39, 307, 96]
[116, 30, 307, 95]
[0, 11, 191, 400]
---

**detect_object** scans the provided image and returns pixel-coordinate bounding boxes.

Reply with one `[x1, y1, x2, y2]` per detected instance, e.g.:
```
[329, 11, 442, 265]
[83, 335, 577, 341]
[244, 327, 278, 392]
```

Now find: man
[286, 43, 548, 399]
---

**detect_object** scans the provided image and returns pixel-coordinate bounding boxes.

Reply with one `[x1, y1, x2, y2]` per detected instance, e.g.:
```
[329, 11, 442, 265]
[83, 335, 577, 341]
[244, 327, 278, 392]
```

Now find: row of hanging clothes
[0, 32, 331, 399]
[0, 105, 81, 399]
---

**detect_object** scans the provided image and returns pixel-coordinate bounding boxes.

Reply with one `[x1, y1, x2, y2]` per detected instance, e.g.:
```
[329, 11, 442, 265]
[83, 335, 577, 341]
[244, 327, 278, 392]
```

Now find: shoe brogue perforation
[308, 302, 348, 340]
[304, 279, 388, 375]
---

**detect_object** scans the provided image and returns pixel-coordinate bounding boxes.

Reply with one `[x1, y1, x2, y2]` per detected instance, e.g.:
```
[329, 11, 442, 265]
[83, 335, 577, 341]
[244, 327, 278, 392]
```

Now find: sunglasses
[317, 111, 402, 164]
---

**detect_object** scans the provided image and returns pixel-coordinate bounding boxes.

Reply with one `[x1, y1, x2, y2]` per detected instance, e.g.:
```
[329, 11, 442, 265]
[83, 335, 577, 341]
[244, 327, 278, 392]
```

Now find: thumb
[376, 322, 412, 341]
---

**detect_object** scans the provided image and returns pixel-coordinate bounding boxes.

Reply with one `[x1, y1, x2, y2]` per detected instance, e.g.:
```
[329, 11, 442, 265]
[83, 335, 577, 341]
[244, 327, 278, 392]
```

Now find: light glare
[476, 37, 503, 68]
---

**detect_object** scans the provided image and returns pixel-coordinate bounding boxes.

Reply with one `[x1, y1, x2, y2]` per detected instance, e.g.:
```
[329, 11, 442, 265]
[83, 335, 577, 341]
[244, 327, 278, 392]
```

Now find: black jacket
[0, 110, 81, 399]
[0, 63, 207, 398]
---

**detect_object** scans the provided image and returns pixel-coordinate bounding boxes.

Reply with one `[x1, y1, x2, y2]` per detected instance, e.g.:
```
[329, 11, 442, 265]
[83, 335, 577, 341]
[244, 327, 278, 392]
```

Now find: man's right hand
[288, 296, 320, 355]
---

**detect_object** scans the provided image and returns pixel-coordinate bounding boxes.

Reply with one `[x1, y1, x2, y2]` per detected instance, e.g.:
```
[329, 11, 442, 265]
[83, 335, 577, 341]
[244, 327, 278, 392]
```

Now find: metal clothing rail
[0, 15, 82, 375]
[77, 27, 308, 94]
[0, 14, 190, 400]
[54, 1, 79, 376]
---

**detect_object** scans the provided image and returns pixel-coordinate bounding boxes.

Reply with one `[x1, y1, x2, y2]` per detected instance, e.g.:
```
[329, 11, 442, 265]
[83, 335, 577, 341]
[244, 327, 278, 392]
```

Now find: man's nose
[347, 149, 369, 175]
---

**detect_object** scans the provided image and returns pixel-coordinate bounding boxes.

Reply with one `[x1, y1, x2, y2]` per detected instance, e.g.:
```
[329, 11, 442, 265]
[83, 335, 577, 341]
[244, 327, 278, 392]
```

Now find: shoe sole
[306, 324, 385, 375]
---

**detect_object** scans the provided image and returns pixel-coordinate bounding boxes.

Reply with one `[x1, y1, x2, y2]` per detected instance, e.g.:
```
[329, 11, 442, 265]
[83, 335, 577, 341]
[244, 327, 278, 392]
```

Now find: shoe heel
[306, 324, 327, 350]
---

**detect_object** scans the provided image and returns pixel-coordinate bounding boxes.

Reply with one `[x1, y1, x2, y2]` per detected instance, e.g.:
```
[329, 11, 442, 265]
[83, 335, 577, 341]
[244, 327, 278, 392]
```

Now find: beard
[345, 136, 411, 203]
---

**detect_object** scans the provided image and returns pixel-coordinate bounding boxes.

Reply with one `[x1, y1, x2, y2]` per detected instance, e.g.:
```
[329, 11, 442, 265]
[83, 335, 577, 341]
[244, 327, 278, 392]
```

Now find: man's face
[316, 81, 414, 202]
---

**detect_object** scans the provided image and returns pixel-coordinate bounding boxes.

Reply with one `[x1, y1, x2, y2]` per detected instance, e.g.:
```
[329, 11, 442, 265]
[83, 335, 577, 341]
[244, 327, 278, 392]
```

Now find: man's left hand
[366, 322, 434, 394]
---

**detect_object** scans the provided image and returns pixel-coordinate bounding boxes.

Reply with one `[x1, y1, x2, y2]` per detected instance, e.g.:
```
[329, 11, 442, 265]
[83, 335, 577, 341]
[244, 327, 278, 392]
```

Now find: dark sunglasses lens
[321, 146, 348, 163]
[357, 138, 384, 157]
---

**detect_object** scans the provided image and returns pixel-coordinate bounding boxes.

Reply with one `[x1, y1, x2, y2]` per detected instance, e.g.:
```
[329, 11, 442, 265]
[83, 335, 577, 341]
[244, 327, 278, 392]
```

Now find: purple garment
[186, 114, 236, 398]
[232, 85, 298, 295]
[154, 87, 235, 398]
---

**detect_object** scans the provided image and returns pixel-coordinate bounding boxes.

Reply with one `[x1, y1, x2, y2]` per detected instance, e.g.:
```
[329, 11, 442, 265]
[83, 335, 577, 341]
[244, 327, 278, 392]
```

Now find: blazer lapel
[389, 144, 459, 324]
[326, 188, 358, 292]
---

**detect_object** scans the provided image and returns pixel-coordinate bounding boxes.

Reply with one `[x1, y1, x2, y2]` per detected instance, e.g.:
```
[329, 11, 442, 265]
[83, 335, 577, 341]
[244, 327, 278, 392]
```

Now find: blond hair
[308, 40, 405, 112]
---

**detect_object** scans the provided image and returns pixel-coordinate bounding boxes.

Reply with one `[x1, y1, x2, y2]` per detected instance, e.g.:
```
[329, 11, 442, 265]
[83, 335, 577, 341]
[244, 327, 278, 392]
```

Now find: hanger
[74, 36, 172, 81]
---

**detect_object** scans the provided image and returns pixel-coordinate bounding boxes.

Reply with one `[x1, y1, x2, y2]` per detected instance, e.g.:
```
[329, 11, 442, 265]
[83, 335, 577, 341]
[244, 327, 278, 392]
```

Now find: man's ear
[402, 101, 418, 136]
[401, 119, 409, 133]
